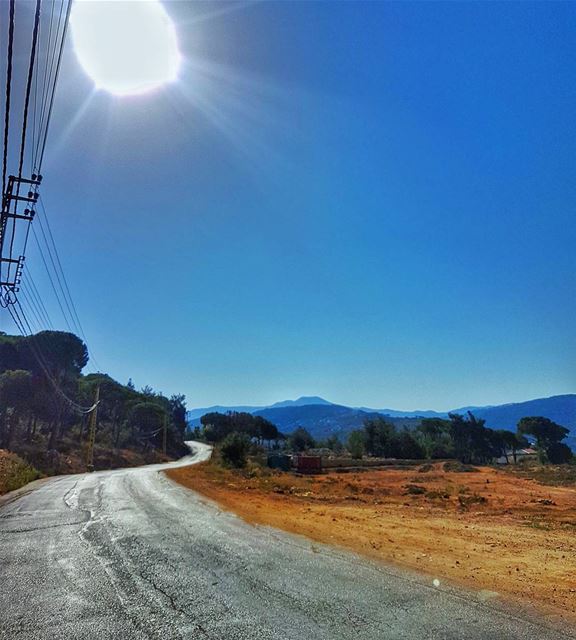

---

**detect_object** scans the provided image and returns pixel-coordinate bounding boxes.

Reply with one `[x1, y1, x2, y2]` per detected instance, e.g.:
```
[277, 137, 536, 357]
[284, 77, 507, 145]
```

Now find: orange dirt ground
[166, 461, 576, 626]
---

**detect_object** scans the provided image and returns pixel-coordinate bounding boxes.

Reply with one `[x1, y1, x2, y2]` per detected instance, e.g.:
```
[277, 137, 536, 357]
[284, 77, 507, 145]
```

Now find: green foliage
[363, 417, 395, 456]
[317, 434, 343, 454]
[0, 330, 188, 464]
[220, 431, 251, 468]
[347, 429, 366, 459]
[288, 427, 315, 452]
[200, 411, 280, 445]
[518, 416, 571, 463]
[546, 442, 573, 464]
[0, 450, 40, 494]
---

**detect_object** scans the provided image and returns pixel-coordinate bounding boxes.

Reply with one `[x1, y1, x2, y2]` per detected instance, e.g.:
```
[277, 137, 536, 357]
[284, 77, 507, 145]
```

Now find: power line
[37, 196, 103, 370]
[0, 1, 102, 379]
[6, 0, 41, 285]
[2, 0, 15, 197]
[8, 299, 99, 415]
[36, 0, 72, 174]
[18, 286, 43, 333]
[30, 223, 74, 333]
[33, 0, 56, 171]
[22, 266, 53, 329]
[33, 201, 79, 334]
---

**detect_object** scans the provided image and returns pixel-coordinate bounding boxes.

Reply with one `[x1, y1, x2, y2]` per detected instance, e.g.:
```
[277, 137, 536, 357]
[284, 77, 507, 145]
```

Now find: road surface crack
[137, 569, 212, 638]
[0, 519, 87, 533]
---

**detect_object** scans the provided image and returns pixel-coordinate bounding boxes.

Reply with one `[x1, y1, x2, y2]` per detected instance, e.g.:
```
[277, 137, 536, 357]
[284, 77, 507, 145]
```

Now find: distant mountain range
[187, 394, 576, 448]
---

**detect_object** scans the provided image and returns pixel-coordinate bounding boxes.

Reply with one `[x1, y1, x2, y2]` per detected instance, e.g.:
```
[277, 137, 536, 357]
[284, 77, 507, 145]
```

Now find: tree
[220, 431, 250, 468]
[390, 430, 425, 459]
[254, 416, 278, 445]
[0, 370, 33, 449]
[493, 429, 528, 464]
[129, 402, 167, 450]
[289, 427, 315, 452]
[416, 418, 453, 459]
[22, 331, 88, 378]
[169, 394, 187, 441]
[518, 417, 570, 463]
[546, 442, 573, 464]
[323, 434, 343, 454]
[347, 429, 366, 459]
[448, 412, 497, 464]
[363, 417, 395, 457]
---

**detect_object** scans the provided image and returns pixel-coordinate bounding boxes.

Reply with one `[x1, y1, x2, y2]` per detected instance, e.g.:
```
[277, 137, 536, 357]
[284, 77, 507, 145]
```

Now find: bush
[443, 461, 478, 473]
[0, 450, 40, 494]
[220, 432, 251, 468]
[404, 484, 427, 495]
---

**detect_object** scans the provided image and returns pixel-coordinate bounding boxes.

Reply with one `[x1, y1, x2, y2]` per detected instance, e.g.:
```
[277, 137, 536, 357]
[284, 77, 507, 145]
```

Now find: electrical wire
[35, 0, 72, 174]
[30, 223, 73, 332]
[33, 0, 56, 171]
[6, 0, 41, 286]
[2, 0, 15, 198]
[8, 299, 98, 415]
[0, 1, 101, 381]
[37, 196, 103, 370]
[22, 266, 53, 328]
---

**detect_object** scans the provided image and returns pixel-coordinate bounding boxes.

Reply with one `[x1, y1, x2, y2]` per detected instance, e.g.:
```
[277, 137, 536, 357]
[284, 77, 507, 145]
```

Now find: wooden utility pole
[85, 385, 100, 472]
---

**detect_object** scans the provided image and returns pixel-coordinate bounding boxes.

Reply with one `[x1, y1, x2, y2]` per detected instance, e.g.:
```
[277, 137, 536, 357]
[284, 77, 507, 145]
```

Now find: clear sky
[5, 1, 576, 410]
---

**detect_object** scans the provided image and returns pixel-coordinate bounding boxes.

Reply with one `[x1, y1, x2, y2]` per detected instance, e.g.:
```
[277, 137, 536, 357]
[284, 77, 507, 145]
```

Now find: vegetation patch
[0, 449, 40, 495]
[443, 461, 478, 473]
[403, 483, 426, 495]
[458, 493, 488, 509]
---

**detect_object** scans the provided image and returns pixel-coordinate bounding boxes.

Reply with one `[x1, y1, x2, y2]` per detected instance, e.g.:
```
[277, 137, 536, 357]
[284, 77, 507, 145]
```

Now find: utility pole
[85, 385, 100, 472]
[162, 412, 168, 456]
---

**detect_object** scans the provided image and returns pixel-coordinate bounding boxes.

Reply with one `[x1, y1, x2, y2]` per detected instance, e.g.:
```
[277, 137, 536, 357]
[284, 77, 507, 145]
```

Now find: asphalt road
[0, 442, 573, 640]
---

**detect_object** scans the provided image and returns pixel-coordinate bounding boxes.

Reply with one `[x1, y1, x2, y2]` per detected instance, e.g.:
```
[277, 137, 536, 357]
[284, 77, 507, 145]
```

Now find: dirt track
[167, 461, 576, 626]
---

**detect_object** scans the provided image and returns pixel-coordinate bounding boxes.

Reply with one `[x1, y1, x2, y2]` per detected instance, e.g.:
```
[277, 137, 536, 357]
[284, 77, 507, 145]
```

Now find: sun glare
[70, 0, 181, 97]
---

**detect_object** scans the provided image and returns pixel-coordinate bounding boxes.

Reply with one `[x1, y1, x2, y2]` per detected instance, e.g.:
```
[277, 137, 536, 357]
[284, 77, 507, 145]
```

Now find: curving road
[0, 442, 573, 639]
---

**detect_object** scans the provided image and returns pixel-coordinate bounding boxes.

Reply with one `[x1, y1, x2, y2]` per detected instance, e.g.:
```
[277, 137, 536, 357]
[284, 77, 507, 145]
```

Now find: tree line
[196, 408, 573, 467]
[0, 330, 188, 472]
[346, 412, 573, 464]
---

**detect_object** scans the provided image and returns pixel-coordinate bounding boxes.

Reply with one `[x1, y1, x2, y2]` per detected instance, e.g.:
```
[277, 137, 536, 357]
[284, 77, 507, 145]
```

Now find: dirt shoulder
[166, 460, 576, 625]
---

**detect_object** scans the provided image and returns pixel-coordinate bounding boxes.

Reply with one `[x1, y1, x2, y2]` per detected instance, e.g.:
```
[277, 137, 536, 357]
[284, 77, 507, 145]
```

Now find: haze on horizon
[4, 1, 575, 412]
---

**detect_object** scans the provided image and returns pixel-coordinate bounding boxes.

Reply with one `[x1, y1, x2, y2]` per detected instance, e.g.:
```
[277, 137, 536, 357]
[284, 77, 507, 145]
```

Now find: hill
[468, 395, 576, 431]
[188, 394, 576, 447]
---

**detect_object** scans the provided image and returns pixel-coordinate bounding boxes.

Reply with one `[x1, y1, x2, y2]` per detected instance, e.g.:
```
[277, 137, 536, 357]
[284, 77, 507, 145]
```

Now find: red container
[295, 455, 322, 474]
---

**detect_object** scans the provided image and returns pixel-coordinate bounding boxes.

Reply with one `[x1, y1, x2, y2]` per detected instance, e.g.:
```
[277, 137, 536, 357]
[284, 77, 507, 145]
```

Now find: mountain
[268, 396, 333, 409]
[466, 395, 576, 431]
[186, 396, 334, 425]
[187, 393, 576, 448]
[254, 404, 421, 441]
[358, 407, 447, 418]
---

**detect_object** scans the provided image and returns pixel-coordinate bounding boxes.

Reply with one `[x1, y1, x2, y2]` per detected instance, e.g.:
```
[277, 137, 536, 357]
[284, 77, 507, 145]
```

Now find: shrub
[458, 493, 487, 509]
[220, 432, 251, 468]
[0, 450, 40, 494]
[443, 461, 478, 473]
[404, 484, 426, 495]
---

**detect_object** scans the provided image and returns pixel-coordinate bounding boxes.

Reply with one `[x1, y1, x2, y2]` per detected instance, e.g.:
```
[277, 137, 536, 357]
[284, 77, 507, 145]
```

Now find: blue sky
[5, 1, 576, 410]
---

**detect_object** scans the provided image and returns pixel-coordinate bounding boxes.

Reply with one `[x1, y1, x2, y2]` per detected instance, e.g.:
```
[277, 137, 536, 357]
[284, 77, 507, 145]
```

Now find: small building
[495, 447, 538, 464]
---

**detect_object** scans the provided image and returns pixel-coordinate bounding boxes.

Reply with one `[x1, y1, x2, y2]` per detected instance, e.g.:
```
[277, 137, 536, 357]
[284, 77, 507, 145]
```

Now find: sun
[70, 0, 181, 97]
